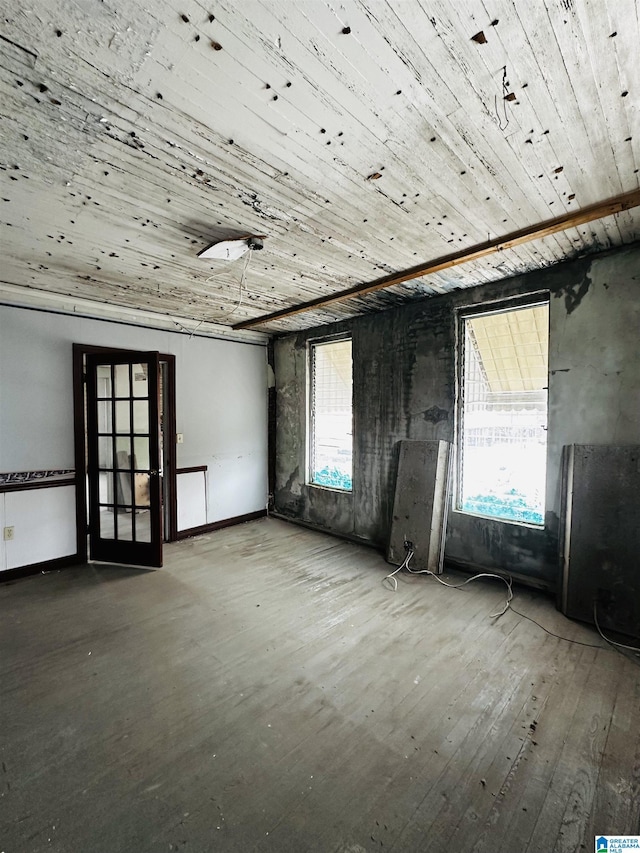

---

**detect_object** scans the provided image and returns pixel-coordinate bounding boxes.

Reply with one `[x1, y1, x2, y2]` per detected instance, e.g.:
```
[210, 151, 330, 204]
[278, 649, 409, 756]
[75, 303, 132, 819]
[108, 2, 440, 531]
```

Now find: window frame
[454, 293, 550, 527]
[306, 333, 353, 492]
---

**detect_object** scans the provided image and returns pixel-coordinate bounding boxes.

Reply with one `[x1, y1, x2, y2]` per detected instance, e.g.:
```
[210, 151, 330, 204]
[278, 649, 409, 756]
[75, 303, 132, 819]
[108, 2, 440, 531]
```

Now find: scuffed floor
[1, 518, 638, 852]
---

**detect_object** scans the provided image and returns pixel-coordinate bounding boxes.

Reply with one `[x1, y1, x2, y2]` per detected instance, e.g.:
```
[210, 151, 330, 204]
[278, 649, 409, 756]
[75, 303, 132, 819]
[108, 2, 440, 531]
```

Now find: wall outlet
[3, 526, 15, 541]
[176, 433, 184, 444]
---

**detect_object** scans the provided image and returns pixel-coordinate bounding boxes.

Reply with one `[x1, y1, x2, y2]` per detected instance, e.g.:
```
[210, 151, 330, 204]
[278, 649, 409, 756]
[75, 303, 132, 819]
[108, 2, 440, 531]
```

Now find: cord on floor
[384, 554, 640, 656]
[382, 549, 415, 592]
[593, 602, 640, 654]
[510, 605, 608, 649]
[383, 551, 513, 619]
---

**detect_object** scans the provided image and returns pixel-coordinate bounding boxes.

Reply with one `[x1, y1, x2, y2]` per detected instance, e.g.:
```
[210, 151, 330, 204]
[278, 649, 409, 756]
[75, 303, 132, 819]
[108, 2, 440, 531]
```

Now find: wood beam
[233, 188, 640, 330]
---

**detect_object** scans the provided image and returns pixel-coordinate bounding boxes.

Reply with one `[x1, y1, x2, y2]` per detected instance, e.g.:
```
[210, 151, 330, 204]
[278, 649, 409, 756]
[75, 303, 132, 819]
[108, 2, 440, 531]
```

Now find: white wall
[0, 486, 76, 569]
[0, 305, 268, 571]
[171, 332, 268, 522]
[177, 470, 207, 531]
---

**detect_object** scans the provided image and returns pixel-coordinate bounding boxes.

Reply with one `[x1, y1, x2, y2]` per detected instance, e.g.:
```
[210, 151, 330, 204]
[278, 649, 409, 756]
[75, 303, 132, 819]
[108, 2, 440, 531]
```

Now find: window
[457, 300, 549, 525]
[309, 337, 353, 490]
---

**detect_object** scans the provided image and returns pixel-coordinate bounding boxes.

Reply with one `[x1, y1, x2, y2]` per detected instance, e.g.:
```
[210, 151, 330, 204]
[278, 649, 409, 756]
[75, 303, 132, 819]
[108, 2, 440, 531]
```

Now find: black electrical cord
[509, 605, 608, 649]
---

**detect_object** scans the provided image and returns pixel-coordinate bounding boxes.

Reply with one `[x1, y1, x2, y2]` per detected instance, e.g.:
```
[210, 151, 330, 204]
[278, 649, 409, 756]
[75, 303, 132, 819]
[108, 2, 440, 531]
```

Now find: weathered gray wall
[274, 243, 640, 589]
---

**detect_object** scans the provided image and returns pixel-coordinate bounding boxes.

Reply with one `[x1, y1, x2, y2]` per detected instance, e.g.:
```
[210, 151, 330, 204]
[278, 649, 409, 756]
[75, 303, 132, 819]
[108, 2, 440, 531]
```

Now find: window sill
[451, 508, 545, 530]
[306, 482, 353, 495]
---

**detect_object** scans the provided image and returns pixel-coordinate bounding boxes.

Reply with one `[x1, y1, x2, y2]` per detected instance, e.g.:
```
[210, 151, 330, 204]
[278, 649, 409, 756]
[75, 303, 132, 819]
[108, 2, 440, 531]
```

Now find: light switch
[176, 433, 184, 444]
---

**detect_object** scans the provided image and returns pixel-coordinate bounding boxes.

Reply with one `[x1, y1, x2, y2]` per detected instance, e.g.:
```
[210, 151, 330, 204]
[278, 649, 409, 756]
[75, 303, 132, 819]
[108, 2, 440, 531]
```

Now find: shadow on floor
[86, 563, 157, 582]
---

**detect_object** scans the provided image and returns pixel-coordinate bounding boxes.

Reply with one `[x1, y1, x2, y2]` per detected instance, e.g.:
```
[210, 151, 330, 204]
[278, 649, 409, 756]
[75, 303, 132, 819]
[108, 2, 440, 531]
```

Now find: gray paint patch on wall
[554, 269, 592, 314]
[421, 406, 449, 424]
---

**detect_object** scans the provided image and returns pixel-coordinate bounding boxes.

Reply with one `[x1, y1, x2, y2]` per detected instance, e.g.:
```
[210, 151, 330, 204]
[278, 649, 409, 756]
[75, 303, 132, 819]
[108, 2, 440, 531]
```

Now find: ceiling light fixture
[198, 235, 265, 261]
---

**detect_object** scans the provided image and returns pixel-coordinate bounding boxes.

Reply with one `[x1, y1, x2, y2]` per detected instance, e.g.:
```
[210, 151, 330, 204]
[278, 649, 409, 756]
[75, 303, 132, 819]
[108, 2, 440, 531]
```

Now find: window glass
[309, 338, 353, 490]
[458, 302, 548, 525]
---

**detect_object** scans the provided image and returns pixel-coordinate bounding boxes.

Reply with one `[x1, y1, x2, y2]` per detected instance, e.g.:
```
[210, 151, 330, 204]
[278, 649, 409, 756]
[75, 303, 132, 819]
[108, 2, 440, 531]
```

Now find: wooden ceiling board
[1, 0, 638, 334]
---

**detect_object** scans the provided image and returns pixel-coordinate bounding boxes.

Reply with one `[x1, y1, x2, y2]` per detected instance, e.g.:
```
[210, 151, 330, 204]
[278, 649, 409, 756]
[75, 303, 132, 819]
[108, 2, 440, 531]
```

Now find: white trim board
[0, 283, 269, 347]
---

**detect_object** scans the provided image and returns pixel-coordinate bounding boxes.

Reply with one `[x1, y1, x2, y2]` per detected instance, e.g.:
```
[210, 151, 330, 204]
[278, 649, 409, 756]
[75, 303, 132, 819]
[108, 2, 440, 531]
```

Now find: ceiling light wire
[173, 246, 254, 336]
[214, 248, 253, 323]
[173, 318, 204, 336]
[204, 267, 234, 283]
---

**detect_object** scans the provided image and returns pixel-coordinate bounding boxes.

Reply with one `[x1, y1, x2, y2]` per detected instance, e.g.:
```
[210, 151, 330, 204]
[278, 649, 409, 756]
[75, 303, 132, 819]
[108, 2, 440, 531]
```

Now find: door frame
[73, 343, 177, 563]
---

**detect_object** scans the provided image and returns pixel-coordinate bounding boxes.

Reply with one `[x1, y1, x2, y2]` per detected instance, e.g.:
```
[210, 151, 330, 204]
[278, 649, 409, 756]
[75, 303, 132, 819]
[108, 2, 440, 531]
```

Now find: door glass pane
[99, 506, 115, 539]
[97, 401, 112, 433]
[116, 471, 133, 507]
[98, 472, 112, 504]
[134, 472, 150, 508]
[118, 512, 133, 542]
[96, 365, 112, 398]
[114, 363, 130, 398]
[133, 437, 150, 470]
[115, 437, 131, 469]
[132, 364, 148, 398]
[98, 437, 113, 469]
[115, 401, 131, 434]
[133, 400, 149, 434]
[136, 512, 151, 542]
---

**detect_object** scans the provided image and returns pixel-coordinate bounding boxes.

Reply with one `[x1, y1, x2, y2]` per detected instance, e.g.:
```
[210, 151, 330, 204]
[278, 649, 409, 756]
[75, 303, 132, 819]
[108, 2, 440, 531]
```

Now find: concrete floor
[1, 518, 638, 852]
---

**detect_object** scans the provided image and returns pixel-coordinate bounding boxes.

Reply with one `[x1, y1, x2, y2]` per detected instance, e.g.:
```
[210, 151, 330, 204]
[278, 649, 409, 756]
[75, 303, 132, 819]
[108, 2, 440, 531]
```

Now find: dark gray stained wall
[274, 243, 640, 590]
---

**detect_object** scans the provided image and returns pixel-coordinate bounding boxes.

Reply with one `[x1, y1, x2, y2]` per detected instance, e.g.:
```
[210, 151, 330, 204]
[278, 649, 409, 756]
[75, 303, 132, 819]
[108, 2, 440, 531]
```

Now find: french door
[85, 351, 163, 567]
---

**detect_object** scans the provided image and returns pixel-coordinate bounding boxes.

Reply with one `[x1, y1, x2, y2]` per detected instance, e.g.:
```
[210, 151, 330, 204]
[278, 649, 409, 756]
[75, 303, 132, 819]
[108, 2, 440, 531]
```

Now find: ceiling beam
[233, 188, 640, 330]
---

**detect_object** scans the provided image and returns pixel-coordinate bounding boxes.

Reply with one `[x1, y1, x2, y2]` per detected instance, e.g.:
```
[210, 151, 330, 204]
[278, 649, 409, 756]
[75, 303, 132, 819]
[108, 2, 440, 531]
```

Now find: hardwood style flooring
[1, 518, 638, 853]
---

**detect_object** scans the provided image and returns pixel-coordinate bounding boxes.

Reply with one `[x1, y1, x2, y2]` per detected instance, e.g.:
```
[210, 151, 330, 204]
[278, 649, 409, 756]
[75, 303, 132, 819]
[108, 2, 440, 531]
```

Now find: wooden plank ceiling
[1, 0, 638, 334]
